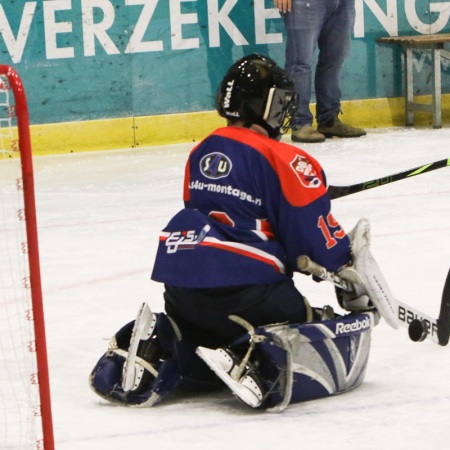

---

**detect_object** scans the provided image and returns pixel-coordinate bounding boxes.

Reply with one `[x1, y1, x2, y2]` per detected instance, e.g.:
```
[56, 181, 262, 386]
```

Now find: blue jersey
[151, 126, 350, 288]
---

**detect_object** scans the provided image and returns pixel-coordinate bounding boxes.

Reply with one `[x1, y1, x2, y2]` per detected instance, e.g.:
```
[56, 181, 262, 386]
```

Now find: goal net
[0, 66, 55, 450]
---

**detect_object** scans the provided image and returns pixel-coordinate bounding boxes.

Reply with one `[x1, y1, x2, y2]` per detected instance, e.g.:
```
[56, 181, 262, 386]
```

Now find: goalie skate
[122, 302, 158, 392]
[196, 347, 264, 408]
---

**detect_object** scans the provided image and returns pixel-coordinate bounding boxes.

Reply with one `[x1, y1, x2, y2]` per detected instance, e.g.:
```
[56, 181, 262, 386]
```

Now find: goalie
[90, 54, 396, 411]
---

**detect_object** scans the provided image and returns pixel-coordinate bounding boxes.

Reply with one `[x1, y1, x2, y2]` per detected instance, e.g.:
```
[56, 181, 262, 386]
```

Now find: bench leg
[431, 47, 442, 129]
[405, 47, 414, 126]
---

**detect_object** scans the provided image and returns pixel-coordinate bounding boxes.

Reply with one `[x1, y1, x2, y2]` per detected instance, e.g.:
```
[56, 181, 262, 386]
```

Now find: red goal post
[0, 65, 55, 450]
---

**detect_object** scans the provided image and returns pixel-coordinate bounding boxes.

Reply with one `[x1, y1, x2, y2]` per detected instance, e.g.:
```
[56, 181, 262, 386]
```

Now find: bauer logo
[398, 305, 438, 337]
[200, 153, 232, 179]
[290, 155, 321, 188]
[335, 317, 371, 335]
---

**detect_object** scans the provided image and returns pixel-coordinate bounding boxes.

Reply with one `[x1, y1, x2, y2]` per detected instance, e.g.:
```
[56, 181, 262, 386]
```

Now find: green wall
[1, 0, 450, 126]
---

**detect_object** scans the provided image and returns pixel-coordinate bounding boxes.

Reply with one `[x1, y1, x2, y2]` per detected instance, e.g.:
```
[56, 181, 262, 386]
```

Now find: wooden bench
[377, 34, 450, 128]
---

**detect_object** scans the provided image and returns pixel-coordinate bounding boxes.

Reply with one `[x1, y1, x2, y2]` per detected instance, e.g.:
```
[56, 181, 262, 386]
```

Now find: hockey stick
[328, 158, 450, 199]
[437, 269, 450, 346]
[297, 255, 450, 346]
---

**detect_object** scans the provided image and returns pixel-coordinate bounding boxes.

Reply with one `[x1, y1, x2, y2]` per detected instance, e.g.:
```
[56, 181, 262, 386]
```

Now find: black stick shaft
[437, 268, 450, 346]
[328, 158, 450, 199]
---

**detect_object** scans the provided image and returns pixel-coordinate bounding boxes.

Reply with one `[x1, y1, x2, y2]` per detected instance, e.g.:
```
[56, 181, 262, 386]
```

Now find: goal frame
[0, 64, 55, 450]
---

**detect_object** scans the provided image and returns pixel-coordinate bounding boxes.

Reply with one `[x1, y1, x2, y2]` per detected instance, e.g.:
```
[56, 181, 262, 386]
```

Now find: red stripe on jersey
[183, 158, 191, 202]
[255, 218, 275, 240]
[199, 238, 285, 274]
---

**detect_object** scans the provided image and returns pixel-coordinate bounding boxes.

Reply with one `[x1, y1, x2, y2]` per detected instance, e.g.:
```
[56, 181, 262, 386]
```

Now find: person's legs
[314, 0, 365, 137]
[282, 0, 327, 128]
[163, 281, 308, 347]
[314, 0, 355, 124]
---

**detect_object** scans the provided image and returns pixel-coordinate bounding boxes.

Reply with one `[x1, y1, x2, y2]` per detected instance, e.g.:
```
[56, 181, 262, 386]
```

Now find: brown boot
[317, 117, 366, 138]
[291, 125, 326, 143]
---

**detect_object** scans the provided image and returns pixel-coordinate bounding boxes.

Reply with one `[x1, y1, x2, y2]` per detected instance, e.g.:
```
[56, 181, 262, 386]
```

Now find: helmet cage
[262, 87, 298, 138]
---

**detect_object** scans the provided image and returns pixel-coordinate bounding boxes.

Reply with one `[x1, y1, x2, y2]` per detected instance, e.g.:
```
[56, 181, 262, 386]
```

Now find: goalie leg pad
[89, 307, 182, 407]
[256, 310, 379, 411]
[202, 310, 379, 412]
[90, 304, 223, 406]
[89, 351, 172, 406]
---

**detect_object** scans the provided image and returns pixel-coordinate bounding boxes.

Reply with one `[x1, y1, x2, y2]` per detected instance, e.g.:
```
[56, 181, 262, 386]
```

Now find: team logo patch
[164, 225, 210, 254]
[200, 153, 232, 179]
[290, 155, 321, 188]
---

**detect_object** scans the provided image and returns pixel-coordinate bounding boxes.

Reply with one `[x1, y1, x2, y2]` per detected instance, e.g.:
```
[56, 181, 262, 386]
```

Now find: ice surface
[5, 127, 450, 449]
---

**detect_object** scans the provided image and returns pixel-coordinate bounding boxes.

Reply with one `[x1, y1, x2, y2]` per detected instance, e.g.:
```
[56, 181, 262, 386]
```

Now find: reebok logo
[335, 317, 371, 335]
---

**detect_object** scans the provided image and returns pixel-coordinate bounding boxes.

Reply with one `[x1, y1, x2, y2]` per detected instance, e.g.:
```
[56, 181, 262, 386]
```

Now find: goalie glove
[337, 219, 398, 329]
[335, 284, 372, 312]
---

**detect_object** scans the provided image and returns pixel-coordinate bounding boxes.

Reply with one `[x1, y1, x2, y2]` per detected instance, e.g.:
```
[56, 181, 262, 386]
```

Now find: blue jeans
[282, 0, 356, 127]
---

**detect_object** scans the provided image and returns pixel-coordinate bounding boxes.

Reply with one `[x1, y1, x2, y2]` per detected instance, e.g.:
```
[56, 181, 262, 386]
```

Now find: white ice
[7, 127, 450, 449]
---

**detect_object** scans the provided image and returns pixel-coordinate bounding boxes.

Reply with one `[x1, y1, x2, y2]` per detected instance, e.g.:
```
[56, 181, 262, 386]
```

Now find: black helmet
[216, 54, 298, 139]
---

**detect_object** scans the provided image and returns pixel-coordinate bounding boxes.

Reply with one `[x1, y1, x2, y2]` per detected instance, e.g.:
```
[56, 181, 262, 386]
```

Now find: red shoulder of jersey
[183, 138, 204, 202]
[211, 127, 328, 207]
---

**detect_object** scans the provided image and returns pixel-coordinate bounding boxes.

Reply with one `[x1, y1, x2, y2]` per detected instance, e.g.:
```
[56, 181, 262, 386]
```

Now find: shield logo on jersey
[290, 155, 321, 188]
[200, 153, 232, 179]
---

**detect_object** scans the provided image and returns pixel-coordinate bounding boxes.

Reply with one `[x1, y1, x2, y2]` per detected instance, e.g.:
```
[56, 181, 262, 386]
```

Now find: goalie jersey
[151, 126, 351, 288]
